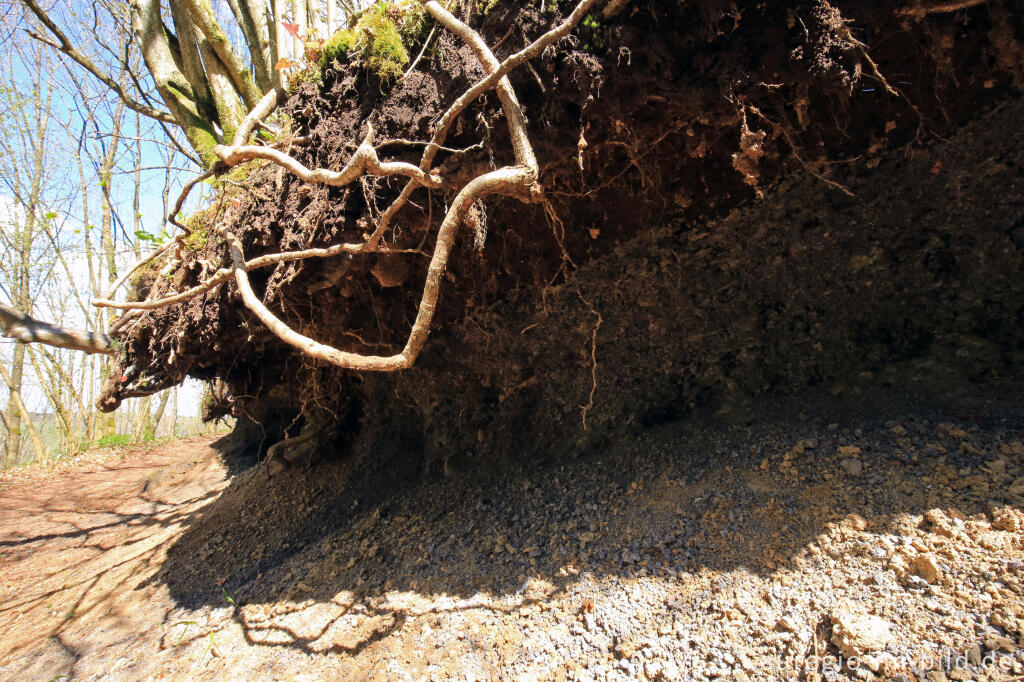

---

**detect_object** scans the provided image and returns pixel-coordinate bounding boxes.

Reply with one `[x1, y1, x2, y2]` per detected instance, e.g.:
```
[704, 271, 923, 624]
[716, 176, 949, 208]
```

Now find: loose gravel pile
[121, 384, 1023, 681]
[1, 385, 1020, 680]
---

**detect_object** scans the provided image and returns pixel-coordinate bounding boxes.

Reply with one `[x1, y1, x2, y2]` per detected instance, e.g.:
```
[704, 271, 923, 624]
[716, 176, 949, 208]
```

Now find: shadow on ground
[152, 382, 1024, 663]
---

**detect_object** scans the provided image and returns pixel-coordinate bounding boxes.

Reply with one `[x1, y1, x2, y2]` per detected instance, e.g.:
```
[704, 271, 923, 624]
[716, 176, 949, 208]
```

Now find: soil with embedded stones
[1, 386, 1022, 680]
[101, 1, 1024, 471]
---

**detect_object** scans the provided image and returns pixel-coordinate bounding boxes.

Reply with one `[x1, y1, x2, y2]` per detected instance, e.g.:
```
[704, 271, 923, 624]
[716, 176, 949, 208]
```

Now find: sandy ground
[0, 386, 1021, 681]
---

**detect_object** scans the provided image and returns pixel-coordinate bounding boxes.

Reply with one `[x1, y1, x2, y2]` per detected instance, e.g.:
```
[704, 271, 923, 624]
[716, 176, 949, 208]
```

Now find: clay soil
[1, 386, 1022, 681]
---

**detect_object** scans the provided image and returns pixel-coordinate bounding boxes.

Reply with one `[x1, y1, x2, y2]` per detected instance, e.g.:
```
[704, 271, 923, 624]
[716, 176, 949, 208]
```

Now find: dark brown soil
[102, 1, 1024, 471]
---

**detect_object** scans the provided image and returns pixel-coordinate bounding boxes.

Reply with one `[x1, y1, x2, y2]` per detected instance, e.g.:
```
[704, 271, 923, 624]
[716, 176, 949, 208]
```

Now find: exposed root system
[97, 0, 1024, 467]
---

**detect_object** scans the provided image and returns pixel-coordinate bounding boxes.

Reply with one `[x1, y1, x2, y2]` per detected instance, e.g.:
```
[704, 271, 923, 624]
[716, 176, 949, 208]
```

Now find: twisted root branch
[896, 0, 989, 16]
[99, 0, 611, 377]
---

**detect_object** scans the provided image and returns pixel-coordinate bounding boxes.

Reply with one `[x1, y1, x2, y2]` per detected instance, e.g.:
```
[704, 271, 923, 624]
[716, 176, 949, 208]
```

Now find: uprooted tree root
[94, 0, 600, 369]
[94, 0, 1024, 467]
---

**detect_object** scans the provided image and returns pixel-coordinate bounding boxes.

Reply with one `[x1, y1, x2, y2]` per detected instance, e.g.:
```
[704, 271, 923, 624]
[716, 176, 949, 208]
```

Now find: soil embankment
[1, 388, 1022, 680]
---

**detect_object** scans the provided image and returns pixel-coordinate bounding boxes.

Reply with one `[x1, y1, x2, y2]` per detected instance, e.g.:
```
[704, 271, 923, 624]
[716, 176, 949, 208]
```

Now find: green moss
[207, 159, 260, 192]
[182, 213, 212, 253]
[320, 29, 360, 67]
[289, 60, 323, 87]
[128, 258, 160, 300]
[363, 12, 410, 80]
[187, 125, 220, 169]
[317, 3, 422, 82]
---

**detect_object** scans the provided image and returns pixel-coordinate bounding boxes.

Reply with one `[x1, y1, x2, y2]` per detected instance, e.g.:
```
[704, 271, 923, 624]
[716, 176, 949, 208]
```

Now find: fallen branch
[0, 303, 112, 355]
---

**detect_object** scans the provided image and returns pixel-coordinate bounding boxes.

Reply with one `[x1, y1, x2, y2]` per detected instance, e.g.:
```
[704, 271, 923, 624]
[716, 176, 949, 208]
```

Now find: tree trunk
[27, 348, 75, 453]
[96, 102, 125, 440]
[131, 0, 221, 167]
[0, 361, 47, 465]
[224, 0, 276, 92]
[167, 0, 219, 126]
[5, 343, 26, 465]
[181, 0, 263, 110]
[149, 390, 171, 439]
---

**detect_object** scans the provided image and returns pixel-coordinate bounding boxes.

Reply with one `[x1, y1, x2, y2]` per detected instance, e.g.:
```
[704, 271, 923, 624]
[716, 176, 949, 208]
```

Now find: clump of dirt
[101, 1, 1024, 467]
[359, 94, 1024, 476]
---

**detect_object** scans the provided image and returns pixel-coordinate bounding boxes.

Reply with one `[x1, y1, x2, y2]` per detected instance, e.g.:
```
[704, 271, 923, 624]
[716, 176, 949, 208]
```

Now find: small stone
[842, 459, 863, 477]
[937, 424, 969, 441]
[889, 552, 911, 577]
[967, 645, 982, 666]
[1002, 441, 1023, 456]
[776, 616, 799, 633]
[616, 639, 637, 660]
[844, 513, 868, 531]
[984, 458, 1007, 476]
[830, 610, 895, 657]
[660, 661, 681, 682]
[992, 508, 1024, 532]
[902, 574, 929, 592]
[986, 635, 1015, 652]
[912, 554, 943, 584]
[960, 442, 983, 456]
[861, 654, 884, 672]
[924, 600, 952, 615]
[925, 512, 958, 537]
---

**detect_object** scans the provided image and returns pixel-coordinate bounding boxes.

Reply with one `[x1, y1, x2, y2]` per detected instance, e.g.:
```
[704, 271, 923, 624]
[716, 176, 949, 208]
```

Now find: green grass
[94, 434, 133, 448]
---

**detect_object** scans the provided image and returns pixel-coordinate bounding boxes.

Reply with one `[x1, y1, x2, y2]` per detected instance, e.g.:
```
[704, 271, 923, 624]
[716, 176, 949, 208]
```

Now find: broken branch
[0, 303, 112, 354]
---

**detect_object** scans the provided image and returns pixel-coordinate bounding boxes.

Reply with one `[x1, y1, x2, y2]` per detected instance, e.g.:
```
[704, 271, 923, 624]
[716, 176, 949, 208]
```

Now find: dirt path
[0, 388, 1022, 681]
[0, 437, 227, 679]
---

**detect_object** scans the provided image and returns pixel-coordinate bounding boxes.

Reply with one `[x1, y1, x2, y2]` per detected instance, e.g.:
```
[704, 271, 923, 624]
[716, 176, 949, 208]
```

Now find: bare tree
[22, 0, 287, 166]
[0, 39, 63, 464]
[0, 14, 207, 464]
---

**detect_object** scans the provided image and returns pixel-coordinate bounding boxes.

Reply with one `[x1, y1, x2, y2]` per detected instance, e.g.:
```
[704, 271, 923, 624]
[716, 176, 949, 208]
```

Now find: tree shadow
[151, 383, 1024, 665]
[0, 447, 226, 675]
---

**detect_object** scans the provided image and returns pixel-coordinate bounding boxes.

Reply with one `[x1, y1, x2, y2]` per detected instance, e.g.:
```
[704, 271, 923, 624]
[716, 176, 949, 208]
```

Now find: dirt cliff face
[102, 0, 1024, 466]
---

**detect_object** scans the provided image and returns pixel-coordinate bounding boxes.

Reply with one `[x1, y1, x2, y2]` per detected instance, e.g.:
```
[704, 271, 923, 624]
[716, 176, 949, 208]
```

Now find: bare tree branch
[0, 302, 112, 354]
[20, 0, 178, 124]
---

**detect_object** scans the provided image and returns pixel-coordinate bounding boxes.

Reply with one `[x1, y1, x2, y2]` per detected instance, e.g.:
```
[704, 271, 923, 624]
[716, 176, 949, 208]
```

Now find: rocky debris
[4, 388, 1024, 681]
[912, 554, 943, 584]
[992, 508, 1024, 533]
[831, 610, 896, 657]
[125, 387, 1022, 682]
